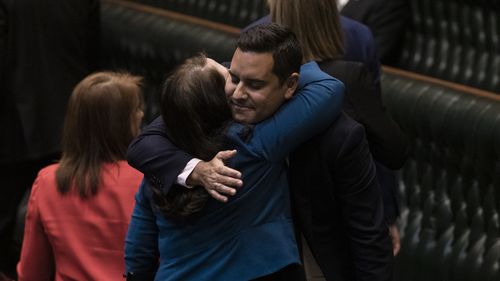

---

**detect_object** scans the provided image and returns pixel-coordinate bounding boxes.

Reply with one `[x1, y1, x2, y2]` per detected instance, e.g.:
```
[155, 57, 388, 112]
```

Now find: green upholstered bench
[126, 0, 268, 28]
[382, 67, 500, 281]
[100, 0, 238, 122]
[396, 0, 500, 93]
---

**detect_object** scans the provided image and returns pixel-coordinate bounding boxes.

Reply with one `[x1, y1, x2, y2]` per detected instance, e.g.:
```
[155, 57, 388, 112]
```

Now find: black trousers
[252, 264, 306, 281]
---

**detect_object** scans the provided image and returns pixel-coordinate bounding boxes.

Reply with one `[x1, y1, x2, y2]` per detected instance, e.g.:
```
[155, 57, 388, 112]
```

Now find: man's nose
[226, 81, 237, 96]
[231, 83, 247, 100]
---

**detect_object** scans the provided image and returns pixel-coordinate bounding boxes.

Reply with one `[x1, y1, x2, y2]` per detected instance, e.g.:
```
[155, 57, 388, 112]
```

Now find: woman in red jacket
[17, 72, 144, 281]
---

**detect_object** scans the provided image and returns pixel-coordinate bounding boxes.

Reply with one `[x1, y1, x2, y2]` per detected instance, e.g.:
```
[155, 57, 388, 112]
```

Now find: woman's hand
[186, 150, 243, 202]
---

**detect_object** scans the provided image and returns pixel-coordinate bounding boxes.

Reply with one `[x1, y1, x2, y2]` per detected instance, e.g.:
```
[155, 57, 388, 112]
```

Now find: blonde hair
[269, 0, 344, 62]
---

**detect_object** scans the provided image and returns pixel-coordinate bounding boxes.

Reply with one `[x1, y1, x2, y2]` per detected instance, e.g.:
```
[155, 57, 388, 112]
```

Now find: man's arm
[127, 117, 192, 192]
[127, 117, 242, 200]
[186, 150, 241, 202]
[330, 122, 393, 281]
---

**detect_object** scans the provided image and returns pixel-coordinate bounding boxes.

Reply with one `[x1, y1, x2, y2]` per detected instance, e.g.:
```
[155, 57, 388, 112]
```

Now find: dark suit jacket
[341, 0, 410, 64]
[289, 112, 393, 281]
[319, 60, 408, 223]
[127, 117, 192, 191]
[320, 59, 407, 169]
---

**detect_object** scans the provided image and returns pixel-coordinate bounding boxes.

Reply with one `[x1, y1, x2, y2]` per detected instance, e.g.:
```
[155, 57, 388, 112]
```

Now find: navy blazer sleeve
[127, 117, 193, 192]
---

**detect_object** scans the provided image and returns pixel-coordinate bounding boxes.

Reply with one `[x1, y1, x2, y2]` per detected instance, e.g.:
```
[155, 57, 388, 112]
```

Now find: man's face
[225, 48, 298, 124]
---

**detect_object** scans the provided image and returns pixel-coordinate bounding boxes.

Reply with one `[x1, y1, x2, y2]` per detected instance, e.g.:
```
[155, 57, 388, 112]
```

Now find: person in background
[269, 0, 408, 252]
[17, 72, 144, 281]
[248, 0, 410, 67]
[0, 1, 100, 277]
[339, 0, 410, 65]
[269, 0, 408, 279]
[244, 0, 381, 97]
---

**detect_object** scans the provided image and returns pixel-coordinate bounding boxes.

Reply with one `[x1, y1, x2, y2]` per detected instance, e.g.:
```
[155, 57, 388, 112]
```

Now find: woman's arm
[124, 180, 160, 279]
[254, 61, 345, 160]
[17, 177, 55, 281]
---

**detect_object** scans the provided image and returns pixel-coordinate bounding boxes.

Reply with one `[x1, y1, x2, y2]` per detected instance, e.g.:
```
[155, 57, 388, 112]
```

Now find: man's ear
[284, 72, 300, 100]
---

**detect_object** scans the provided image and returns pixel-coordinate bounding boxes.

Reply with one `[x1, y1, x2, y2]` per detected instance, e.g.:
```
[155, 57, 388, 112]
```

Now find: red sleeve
[17, 172, 55, 281]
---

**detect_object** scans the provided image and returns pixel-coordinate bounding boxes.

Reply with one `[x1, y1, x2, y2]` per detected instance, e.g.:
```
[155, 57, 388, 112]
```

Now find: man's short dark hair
[237, 23, 302, 84]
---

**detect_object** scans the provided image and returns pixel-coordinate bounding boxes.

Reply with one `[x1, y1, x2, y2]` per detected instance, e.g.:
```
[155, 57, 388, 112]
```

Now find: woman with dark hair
[125, 45, 344, 280]
[17, 72, 144, 281]
[151, 55, 233, 218]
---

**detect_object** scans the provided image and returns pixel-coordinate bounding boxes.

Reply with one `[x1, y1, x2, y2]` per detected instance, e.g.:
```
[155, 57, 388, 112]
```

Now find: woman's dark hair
[153, 54, 232, 218]
[56, 72, 143, 197]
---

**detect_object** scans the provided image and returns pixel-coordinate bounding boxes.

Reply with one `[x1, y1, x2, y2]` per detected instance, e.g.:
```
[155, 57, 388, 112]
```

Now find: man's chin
[232, 112, 253, 124]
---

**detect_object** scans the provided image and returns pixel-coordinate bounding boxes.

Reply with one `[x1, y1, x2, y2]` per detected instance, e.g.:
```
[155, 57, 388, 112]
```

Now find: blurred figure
[0, 0, 100, 273]
[0, 0, 99, 275]
[17, 72, 144, 281]
[339, 0, 410, 65]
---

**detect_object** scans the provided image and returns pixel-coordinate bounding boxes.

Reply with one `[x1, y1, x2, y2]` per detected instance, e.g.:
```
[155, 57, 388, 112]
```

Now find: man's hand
[389, 224, 401, 256]
[187, 150, 243, 202]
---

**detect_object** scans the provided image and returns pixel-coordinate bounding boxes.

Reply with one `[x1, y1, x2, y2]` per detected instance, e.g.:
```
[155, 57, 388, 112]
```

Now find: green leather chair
[397, 0, 500, 93]
[125, 0, 268, 28]
[100, 0, 238, 122]
[382, 70, 500, 281]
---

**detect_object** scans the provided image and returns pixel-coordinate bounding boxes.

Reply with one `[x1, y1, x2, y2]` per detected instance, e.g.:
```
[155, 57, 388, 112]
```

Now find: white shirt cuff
[176, 158, 202, 188]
